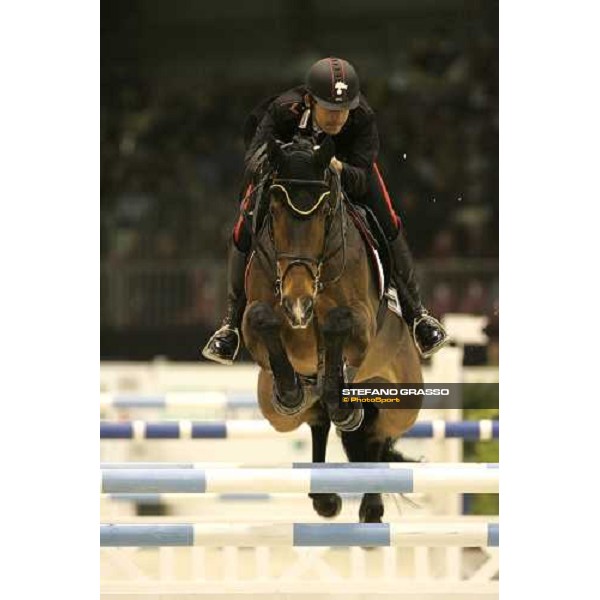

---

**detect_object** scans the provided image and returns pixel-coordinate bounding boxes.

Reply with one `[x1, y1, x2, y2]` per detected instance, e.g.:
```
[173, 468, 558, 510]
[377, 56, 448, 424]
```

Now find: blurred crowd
[101, 32, 498, 331]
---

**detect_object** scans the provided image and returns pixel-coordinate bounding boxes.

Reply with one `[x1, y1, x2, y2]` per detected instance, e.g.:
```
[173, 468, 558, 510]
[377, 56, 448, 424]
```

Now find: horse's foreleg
[308, 419, 342, 518]
[245, 302, 306, 415]
[321, 307, 364, 432]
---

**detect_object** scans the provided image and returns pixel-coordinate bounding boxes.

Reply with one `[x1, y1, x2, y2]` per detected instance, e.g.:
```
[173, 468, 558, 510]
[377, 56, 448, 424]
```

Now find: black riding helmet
[306, 57, 360, 111]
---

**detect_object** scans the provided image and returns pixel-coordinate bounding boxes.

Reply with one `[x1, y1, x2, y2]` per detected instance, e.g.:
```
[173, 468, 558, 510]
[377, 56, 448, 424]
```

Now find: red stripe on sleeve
[233, 183, 254, 242]
[241, 183, 254, 209]
[373, 163, 401, 230]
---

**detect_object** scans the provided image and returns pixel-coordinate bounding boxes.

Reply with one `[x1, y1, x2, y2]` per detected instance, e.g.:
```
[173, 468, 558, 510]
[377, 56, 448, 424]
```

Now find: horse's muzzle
[282, 295, 314, 329]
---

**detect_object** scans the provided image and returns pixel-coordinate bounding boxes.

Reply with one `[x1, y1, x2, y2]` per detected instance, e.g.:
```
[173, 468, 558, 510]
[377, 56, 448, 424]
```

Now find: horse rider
[202, 57, 448, 364]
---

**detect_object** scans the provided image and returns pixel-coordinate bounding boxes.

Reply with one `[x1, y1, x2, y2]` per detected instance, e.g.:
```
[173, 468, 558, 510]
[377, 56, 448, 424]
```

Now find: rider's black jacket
[243, 86, 379, 198]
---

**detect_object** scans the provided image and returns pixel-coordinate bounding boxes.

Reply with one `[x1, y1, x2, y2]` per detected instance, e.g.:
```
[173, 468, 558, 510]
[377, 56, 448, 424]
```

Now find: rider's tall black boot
[388, 231, 448, 358]
[201, 243, 247, 365]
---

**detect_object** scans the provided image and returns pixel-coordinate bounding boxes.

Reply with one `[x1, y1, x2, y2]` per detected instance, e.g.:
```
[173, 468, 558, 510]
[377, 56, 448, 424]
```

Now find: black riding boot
[201, 244, 247, 365]
[388, 232, 448, 358]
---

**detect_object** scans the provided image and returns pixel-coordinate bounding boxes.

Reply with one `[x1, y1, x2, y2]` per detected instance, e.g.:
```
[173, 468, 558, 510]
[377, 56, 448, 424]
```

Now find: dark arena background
[101, 0, 498, 361]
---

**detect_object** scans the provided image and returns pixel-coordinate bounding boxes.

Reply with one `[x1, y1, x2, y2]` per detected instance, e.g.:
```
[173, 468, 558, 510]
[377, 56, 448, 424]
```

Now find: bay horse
[242, 136, 423, 523]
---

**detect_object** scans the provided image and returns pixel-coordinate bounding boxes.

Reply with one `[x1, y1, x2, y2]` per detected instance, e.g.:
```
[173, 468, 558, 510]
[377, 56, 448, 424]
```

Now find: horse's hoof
[330, 407, 364, 432]
[311, 493, 342, 518]
[271, 387, 307, 416]
[359, 502, 384, 523]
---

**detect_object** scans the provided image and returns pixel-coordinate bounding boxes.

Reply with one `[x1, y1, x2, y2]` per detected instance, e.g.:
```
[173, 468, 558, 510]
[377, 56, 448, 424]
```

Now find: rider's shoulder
[269, 86, 306, 119]
[352, 93, 376, 123]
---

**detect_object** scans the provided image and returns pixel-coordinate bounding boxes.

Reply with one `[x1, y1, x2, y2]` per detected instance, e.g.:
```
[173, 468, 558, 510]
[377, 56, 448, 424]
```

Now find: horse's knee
[322, 306, 354, 336]
[246, 302, 280, 333]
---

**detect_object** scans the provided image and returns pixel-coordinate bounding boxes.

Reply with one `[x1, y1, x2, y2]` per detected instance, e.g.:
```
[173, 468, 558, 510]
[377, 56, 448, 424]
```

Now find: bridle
[242, 136, 347, 303]
[268, 167, 346, 302]
[242, 142, 347, 303]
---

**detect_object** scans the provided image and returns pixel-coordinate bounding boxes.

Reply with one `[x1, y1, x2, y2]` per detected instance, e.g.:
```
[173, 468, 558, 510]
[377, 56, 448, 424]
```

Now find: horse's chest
[280, 322, 319, 376]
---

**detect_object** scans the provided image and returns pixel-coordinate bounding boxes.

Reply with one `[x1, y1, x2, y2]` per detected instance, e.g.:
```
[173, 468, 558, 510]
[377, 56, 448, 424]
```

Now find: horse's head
[266, 135, 339, 329]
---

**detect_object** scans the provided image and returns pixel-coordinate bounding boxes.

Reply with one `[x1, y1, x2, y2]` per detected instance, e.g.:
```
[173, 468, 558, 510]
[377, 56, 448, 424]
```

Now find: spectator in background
[458, 279, 489, 315]
[101, 31, 498, 332]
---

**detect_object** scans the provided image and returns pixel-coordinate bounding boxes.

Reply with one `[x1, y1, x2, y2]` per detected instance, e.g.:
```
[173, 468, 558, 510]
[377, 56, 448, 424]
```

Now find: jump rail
[100, 521, 499, 547]
[100, 466, 499, 494]
[101, 392, 256, 411]
[100, 419, 499, 440]
[101, 461, 498, 469]
[104, 492, 375, 504]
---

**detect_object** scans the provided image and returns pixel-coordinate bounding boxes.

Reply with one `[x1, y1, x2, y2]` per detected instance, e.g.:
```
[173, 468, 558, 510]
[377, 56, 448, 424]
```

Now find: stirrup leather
[201, 325, 241, 365]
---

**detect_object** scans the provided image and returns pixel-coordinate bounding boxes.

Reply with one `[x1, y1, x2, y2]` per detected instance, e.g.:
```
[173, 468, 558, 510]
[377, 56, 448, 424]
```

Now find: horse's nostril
[282, 296, 314, 326]
[302, 297, 314, 313]
[282, 297, 299, 321]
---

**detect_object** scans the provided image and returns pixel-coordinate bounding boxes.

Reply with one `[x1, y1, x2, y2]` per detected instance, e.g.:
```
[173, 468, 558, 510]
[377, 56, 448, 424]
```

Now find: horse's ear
[314, 136, 336, 170]
[267, 137, 284, 168]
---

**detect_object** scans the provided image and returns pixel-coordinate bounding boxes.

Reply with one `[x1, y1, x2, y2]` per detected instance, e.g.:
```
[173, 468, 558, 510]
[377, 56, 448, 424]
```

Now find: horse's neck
[246, 217, 277, 290]
[323, 201, 360, 268]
